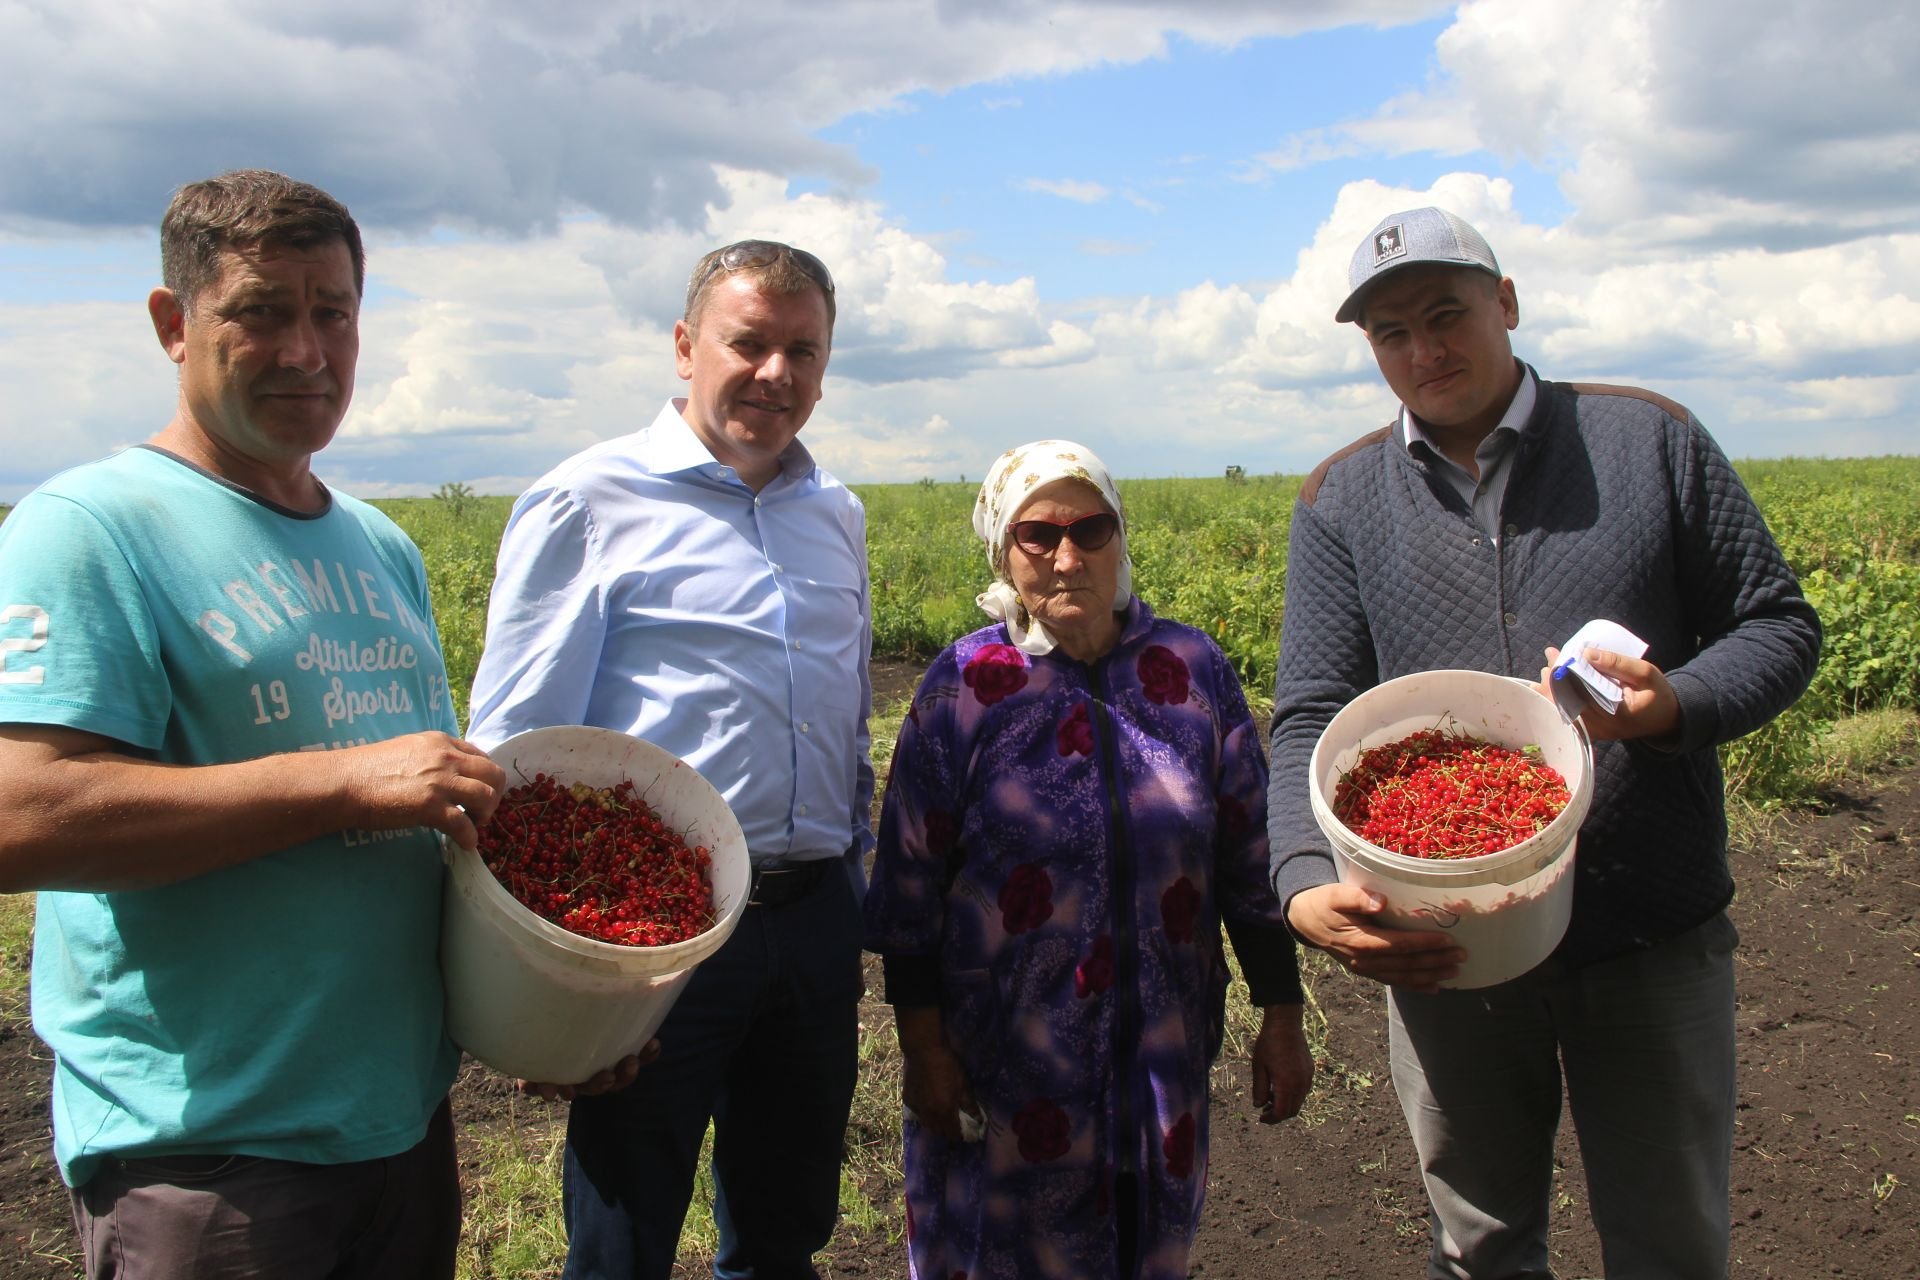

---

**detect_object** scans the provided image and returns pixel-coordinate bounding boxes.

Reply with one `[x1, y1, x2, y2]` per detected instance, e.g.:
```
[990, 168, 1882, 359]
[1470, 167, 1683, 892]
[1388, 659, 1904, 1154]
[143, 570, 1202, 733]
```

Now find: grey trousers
[69, 1097, 459, 1280]
[1388, 913, 1738, 1280]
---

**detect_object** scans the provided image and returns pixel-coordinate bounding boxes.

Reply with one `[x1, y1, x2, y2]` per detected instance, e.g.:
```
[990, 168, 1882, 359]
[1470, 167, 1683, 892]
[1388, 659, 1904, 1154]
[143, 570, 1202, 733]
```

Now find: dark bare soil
[1, 662, 1914, 1278]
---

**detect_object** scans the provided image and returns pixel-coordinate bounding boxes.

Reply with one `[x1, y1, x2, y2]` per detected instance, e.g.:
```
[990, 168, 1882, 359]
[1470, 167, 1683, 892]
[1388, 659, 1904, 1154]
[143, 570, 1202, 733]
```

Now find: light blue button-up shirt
[467, 400, 874, 872]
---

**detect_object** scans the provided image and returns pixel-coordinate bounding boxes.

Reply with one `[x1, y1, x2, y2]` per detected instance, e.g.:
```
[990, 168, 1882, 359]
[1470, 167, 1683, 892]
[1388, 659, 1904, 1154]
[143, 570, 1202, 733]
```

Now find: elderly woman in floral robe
[863, 441, 1314, 1280]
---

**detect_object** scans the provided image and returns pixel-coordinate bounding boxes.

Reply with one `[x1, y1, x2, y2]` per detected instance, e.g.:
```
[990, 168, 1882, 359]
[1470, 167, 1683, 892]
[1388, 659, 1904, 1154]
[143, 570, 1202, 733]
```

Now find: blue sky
[1, 1, 1916, 502]
[814, 20, 1569, 298]
[820, 27, 1436, 292]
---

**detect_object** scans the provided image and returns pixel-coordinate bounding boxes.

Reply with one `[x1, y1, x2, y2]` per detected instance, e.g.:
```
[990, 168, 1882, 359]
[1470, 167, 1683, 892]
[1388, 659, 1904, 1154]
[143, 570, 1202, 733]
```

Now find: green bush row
[15, 455, 1894, 810]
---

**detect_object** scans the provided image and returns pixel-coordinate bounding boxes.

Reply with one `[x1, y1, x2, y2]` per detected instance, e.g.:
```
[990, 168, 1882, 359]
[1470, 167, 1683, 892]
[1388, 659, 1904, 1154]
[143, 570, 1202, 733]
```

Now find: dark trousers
[69, 1097, 459, 1280]
[561, 862, 864, 1280]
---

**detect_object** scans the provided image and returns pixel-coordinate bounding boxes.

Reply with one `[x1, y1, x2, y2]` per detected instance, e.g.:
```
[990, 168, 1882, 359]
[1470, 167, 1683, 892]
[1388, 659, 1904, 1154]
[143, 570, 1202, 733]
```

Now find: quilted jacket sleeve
[1657, 415, 1821, 756]
[1266, 490, 1379, 915]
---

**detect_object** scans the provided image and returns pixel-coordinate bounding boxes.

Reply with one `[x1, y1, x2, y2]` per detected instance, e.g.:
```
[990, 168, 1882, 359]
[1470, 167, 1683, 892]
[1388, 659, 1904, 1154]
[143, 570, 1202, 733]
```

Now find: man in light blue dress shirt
[467, 240, 873, 1280]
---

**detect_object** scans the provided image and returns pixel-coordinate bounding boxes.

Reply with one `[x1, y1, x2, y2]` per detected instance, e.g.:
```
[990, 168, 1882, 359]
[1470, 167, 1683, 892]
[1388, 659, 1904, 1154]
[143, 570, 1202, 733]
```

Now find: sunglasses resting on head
[696, 239, 835, 295]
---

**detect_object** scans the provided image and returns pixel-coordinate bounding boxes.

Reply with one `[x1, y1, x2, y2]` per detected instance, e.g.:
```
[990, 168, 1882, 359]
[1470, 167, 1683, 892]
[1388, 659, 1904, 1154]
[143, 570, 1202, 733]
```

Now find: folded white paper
[1550, 619, 1649, 723]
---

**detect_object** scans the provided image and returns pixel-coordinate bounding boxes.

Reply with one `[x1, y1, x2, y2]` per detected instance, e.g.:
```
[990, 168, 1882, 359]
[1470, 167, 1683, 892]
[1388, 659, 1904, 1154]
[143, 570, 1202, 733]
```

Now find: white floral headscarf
[972, 440, 1134, 656]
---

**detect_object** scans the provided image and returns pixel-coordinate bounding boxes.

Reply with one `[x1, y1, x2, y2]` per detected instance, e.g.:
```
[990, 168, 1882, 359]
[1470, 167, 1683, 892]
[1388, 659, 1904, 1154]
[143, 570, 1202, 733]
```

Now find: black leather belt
[748, 859, 832, 908]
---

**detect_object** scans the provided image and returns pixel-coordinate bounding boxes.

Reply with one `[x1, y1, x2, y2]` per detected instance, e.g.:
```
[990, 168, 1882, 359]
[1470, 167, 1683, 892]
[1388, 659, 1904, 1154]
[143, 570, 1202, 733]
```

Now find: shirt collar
[1401, 361, 1538, 459]
[645, 399, 819, 486]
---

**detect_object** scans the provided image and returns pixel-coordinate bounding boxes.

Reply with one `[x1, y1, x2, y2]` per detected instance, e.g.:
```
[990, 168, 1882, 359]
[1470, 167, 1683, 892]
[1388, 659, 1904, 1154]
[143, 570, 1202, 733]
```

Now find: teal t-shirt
[0, 447, 461, 1187]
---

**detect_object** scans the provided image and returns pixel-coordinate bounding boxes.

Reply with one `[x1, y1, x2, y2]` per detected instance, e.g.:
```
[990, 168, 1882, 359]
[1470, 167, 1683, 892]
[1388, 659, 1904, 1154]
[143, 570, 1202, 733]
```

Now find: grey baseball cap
[1335, 206, 1502, 324]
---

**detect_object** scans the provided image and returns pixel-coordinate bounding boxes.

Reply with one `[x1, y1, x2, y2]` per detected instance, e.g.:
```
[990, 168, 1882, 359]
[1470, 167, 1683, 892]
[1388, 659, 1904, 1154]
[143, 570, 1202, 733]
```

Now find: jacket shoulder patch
[1568, 382, 1692, 424]
[1302, 426, 1392, 506]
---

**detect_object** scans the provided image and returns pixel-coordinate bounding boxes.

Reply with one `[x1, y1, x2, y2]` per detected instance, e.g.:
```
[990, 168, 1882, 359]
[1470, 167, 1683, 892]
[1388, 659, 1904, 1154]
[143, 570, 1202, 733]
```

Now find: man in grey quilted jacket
[1267, 207, 1820, 1279]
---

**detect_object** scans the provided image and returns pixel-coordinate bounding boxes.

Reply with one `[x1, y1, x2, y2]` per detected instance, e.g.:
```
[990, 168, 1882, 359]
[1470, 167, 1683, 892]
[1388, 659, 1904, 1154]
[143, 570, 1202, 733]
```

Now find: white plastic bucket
[1308, 670, 1594, 989]
[441, 726, 750, 1083]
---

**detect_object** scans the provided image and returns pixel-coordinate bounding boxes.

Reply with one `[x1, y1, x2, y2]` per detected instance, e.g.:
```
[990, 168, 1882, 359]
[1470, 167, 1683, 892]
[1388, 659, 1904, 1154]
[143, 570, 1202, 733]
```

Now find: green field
[367, 456, 1920, 810]
[2, 455, 1915, 806]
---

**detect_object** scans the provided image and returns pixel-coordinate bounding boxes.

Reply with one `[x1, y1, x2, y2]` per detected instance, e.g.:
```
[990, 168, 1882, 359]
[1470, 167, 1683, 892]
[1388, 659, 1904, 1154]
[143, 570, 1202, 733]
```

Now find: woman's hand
[895, 1006, 983, 1142]
[902, 1042, 983, 1142]
[1250, 1004, 1314, 1124]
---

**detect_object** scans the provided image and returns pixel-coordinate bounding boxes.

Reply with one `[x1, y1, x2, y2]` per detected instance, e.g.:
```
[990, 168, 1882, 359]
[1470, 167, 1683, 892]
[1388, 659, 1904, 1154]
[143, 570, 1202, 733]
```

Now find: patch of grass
[22, 1227, 80, 1277]
[1766, 837, 1874, 886]
[674, 1108, 899, 1266]
[675, 1130, 722, 1264]
[1729, 708, 1920, 847]
[457, 1117, 726, 1277]
[457, 1115, 568, 1280]
[1821, 708, 1920, 778]
[0, 893, 35, 1014]
[1725, 796, 1785, 852]
[844, 1003, 906, 1212]
[867, 695, 916, 782]
[1370, 1182, 1424, 1239]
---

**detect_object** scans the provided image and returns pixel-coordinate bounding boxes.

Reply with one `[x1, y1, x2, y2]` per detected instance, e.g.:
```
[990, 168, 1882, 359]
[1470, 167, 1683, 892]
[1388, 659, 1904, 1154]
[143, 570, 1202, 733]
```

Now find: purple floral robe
[863, 601, 1295, 1279]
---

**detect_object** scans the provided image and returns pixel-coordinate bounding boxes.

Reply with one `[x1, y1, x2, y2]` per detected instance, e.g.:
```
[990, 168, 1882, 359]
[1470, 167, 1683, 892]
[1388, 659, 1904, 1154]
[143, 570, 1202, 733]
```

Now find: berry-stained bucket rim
[440, 725, 754, 1081]
[1308, 670, 1595, 988]
[1309, 671, 1594, 884]
[447, 725, 752, 968]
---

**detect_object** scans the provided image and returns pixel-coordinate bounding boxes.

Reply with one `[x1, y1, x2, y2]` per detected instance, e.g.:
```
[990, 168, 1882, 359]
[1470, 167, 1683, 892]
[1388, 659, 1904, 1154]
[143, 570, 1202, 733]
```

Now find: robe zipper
[1088, 666, 1142, 1192]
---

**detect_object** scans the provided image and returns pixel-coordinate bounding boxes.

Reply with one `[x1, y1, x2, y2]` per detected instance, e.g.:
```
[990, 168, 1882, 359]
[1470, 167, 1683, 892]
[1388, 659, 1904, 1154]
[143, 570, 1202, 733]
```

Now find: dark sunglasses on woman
[1009, 512, 1120, 557]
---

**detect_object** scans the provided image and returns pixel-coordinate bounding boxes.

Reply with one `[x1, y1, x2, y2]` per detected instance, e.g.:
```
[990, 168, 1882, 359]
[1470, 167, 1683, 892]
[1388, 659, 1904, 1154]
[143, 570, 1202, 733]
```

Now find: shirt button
[1504, 523, 1519, 537]
[797, 804, 809, 817]
[800, 722, 811, 734]
[794, 639, 805, 651]
[1503, 612, 1519, 627]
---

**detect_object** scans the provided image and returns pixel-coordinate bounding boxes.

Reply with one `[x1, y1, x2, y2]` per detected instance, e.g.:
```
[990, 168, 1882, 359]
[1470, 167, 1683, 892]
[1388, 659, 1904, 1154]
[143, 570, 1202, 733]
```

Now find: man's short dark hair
[161, 170, 365, 314]
[684, 240, 837, 336]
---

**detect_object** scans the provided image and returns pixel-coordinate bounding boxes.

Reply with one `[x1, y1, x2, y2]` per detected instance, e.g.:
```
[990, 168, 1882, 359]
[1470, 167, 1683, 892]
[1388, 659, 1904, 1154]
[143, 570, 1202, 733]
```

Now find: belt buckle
[747, 863, 784, 907]
[748, 860, 822, 908]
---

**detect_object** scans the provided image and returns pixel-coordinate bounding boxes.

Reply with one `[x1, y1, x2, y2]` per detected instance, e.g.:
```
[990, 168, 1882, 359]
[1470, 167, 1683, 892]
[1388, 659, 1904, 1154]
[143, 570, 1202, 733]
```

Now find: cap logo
[1373, 224, 1407, 267]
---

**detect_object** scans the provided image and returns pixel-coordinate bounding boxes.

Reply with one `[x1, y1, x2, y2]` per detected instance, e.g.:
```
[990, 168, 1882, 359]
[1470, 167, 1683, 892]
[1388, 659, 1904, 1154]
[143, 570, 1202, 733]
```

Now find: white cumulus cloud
[1248, 0, 1920, 248]
[0, 0, 1448, 233]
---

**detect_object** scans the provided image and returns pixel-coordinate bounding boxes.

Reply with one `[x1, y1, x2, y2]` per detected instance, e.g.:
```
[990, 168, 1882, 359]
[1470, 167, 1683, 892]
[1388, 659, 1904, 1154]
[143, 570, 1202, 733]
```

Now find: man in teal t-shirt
[0, 170, 512, 1279]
